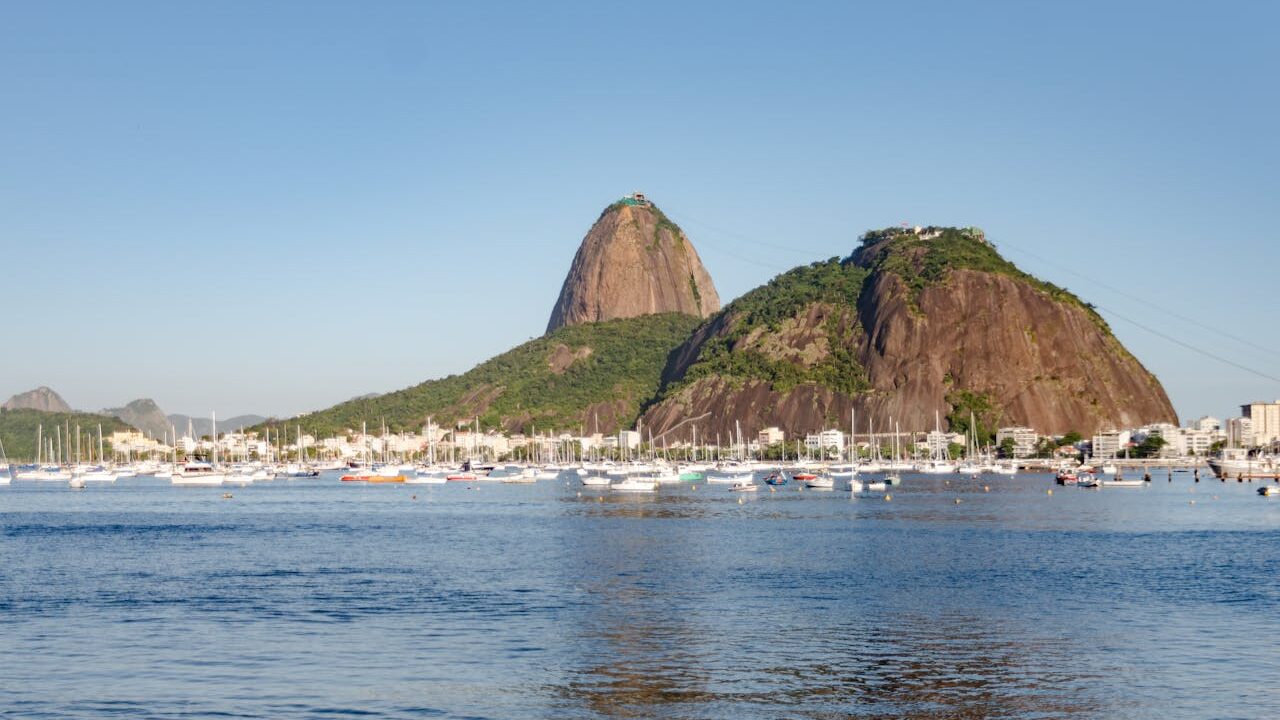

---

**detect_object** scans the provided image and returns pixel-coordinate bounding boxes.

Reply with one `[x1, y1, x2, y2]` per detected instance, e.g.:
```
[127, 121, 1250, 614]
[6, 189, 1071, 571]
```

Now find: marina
[2, 468, 1277, 718]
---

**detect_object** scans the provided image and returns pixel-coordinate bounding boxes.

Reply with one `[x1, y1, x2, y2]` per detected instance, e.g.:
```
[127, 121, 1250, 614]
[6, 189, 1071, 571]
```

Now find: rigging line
[999, 241, 1280, 357]
[661, 205, 837, 258]
[688, 231, 795, 272]
[1095, 303, 1280, 385]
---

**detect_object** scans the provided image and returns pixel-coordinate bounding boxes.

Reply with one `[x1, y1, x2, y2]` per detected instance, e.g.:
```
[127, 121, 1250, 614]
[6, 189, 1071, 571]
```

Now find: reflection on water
[1, 472, 1277, 718]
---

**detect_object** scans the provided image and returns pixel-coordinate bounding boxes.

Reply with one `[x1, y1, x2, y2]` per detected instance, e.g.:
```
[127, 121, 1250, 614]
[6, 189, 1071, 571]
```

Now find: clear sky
[2, 1, 1276, 424]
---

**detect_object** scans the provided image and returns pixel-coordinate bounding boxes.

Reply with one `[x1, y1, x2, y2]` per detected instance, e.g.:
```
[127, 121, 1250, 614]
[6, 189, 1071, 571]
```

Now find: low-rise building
[758, 427, 785, 447]
[996, 426, 1038, 458]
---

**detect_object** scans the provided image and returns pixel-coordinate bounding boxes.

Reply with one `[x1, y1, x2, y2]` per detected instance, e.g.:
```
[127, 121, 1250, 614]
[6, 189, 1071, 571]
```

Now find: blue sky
[1, 1, 1276, 424]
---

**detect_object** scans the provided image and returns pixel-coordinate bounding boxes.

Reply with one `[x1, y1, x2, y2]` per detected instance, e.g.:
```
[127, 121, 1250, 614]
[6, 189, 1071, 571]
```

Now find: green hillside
[0, 408, 134, 462]
[670, 257, 871, 396]
[260, 313, 702, 437]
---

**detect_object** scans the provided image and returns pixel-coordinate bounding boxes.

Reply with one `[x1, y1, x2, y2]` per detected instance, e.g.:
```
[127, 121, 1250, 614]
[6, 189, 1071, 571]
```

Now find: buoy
[411, 495, 417, 500]
[954, 498, 962, 504]
[770, 487, 776, 493]
[597, 496, 603, 502]
[983, 485, 990, 492]
[1189, 500, 1196, 506]
[222, 493, 233, 499]
[738, 497, 743, 505]
[1047, 489, 1053, 495]
[884, 494, 892, 501]
[576, 491, 581, 497]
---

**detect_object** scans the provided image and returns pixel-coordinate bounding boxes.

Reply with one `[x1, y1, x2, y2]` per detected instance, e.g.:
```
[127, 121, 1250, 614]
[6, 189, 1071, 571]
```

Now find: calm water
[2, 471, 1278, 719]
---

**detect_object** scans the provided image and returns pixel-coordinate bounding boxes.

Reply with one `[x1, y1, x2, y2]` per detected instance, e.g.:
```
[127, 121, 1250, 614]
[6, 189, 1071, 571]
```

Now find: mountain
[546, 195, 720, 332]
[103, 399, 171, 438]
[168, 414, 268, 438]
[258, 313, 701, 438]
[641, 226, 1177, 441]
[3, 386, 72, 413]
[0, 408, 134, 462]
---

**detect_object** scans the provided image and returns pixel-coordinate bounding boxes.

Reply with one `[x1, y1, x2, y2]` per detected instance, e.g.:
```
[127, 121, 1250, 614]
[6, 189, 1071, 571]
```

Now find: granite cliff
[641, 226, 1176, 440]
[546, 196, 719, 332]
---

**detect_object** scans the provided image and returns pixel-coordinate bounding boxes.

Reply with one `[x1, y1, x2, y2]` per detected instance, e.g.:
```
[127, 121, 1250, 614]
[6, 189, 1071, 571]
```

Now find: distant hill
[3, 386, 72, 413]
[168, 413, 268, 438]
[0, 408, 134, 462]
[257, 313, 701, 438]
[103, 399, 171, 438]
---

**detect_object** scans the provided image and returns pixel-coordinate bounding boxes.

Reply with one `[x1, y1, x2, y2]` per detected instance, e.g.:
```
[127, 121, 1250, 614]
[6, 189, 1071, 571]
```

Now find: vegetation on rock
[0, 408, 133, 462]
[258, 313, 700, 438]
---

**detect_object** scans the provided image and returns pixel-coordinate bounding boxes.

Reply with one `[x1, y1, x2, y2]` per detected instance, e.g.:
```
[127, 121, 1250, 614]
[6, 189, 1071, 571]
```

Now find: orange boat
[340, 470, 406, 483]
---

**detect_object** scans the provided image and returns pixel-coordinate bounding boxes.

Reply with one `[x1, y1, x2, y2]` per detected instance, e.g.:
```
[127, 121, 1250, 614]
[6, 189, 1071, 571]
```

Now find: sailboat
[0, 439, 11, 486]
[172, 412, 226, 486]
[920, 411, 957, 474]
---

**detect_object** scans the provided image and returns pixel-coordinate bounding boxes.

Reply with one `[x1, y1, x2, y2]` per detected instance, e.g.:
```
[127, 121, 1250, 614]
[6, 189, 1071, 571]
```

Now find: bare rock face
[3, 386, 72, 413]
[642, 227, 1177, 440]
[547, 199, 720, 332]
[104, 399, 171, 438]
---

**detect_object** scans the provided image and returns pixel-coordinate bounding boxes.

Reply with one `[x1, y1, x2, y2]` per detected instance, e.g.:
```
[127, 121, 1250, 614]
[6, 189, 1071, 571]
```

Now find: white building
[996, 427, 1038, 458]
[1226, 417, 1254, 448]
[619, 430, 641, 450]
[758, 427, 785, 447]
[1241, 401, 1280, 447]
[1091, 430, 1132, 459]
[804, 429, 845, 454]
[1192, 416, 1221, 433]
[924, 430, 964, 454]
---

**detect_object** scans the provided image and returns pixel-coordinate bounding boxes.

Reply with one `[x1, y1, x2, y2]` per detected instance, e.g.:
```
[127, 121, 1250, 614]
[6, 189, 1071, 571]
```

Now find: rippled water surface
[2, 472, 1279, 718]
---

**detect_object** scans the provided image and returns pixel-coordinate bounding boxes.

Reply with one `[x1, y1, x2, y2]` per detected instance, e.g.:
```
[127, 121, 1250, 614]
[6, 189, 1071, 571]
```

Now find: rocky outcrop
[642, 227, 1177, 440]
[104, 399, 171, 438]
[547, 198, 720, 332]
[3, 386, 72, 413]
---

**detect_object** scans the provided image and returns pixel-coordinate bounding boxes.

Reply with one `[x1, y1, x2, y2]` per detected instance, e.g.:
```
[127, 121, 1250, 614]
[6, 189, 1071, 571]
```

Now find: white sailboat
[0, 439, 11, 486]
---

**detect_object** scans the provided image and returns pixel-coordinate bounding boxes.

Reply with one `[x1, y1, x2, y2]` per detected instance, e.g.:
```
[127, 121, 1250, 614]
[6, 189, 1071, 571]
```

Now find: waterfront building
[758, 426, 785, 447]
[1241, 401, 1280, 446]
[1226, 417, 1254, 448]
[1091, 430, 1132, 459]
[804, 429, 845, 453]
[996, 426, 1038, 458]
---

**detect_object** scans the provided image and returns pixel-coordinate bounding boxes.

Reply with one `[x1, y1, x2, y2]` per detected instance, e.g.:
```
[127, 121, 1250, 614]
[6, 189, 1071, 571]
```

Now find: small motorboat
[804, 475, 834, 489]
[581, 475, 611, 486]
[793, 472, 817, 483]
[764, 472, 788, 486]
[708, 473, 753, 484]
[446, 472, 478, 482]
[865, 480, 887, 491]
[1055, 469, 1079, 485]
[610, 478, 657, 492]
[729, 482, 758, 492]
[1258, 485, 1280, 496]
[1098, 478, 1144, 487]
[885, 473, 902, 486]
[847, 478, 864, 492]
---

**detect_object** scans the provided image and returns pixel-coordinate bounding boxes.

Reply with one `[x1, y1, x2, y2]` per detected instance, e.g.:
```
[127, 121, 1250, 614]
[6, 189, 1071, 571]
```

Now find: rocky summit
[3, 386, 73, 413]
[642, 226, 1177, 440]
[546, 194, 720, 332]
